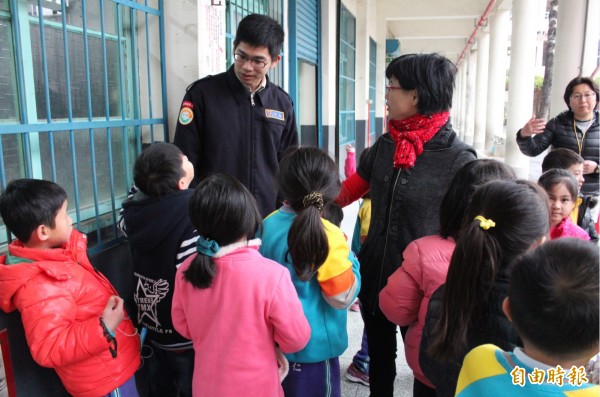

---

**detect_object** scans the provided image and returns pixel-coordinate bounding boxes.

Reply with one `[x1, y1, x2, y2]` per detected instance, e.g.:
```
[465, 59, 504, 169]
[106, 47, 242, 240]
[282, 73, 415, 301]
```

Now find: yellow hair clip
[474, 215, 496, 230]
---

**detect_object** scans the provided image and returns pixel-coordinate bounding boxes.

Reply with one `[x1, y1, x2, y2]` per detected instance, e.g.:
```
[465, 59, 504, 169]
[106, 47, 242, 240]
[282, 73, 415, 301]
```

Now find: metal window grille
[0, 0, 168, 253]
[339, 4, 356, 144]
[369, 37, 376, 142]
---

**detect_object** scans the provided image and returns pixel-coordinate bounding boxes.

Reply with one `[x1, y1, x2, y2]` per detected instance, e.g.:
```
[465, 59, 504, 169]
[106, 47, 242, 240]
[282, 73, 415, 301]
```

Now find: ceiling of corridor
[379, 0, 512, 65]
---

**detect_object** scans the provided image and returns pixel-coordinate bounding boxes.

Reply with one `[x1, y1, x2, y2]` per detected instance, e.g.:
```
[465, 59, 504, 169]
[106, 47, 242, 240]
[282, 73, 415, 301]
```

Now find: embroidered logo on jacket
[179, 107, 194, 125]
[135, 274, 169, 329]
[265, 109, 285, 121]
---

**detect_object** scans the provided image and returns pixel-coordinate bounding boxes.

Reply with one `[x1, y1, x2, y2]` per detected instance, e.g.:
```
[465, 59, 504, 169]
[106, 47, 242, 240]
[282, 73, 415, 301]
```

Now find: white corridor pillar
[505, 0, 541, 178]
[549, 0, 588, 118]
[485, 9, 509, 153]
[464, 50, 477, 146]
[473, 31, 489, 151]
[458, 64, 468, 139]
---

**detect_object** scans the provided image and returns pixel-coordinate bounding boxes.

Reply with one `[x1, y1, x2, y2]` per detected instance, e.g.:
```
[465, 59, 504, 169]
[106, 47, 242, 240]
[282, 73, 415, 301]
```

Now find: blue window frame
[0, 0, 168, 252]
[338, 4, 355, 144]
[369, 37, 376, 144]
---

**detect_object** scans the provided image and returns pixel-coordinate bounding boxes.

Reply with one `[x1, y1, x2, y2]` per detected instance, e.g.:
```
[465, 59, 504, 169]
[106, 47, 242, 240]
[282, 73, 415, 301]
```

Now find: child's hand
[101, 296, 124, 333]
[346, 144, 355, 153]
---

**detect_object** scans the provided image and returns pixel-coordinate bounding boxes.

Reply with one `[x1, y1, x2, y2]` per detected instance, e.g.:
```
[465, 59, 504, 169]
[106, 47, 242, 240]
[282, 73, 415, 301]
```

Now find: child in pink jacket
[379, 160, 516, 396]
[171, 174, 310, 397]
[538, 168, 591, 241]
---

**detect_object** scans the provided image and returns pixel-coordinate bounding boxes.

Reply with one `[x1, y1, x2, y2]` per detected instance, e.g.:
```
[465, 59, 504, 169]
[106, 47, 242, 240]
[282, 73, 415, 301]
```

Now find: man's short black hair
[541, 148, 584, 172]
[0, 179, 67, 243]
[233, 14, 284, 58]
[133, 142, 185, 198]
[385, 53, 457, 115]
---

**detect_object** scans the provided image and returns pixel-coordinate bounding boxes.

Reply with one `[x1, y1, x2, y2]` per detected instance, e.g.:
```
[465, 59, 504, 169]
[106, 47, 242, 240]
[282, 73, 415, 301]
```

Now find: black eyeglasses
[234, 53, 270, 69]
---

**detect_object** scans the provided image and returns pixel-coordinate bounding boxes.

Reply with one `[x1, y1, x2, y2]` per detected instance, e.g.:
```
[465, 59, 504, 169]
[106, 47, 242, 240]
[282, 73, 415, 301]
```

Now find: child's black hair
[541, 148, 584, 173]
[538, 168, 579, 202]
[133, 142, 185, 197]
[0, 179, 67, 243]
[509, 238, 599, 358]
[322, 202, 344, 228]
[429, 180, 550, 360]
[184, 174, 262, 289]
[233, 14, 284, 58]
[278, 146, 341, 281]
[439, 159, 516, 240]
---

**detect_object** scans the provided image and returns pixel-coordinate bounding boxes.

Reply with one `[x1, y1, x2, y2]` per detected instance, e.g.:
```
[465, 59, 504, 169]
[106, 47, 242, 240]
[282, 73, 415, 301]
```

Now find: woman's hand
[520, 116, 546, 137]
[583, 160, 598, 175]
[346, 144, 355, 153]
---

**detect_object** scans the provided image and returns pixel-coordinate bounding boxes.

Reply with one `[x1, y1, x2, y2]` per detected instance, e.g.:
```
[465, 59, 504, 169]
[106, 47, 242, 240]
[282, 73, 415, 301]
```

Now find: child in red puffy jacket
[0, 179, 141, 397]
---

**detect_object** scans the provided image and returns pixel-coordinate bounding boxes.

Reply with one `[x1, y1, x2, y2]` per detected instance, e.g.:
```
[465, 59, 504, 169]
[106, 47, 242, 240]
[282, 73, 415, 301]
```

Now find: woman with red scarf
[336, 53, 476, 397]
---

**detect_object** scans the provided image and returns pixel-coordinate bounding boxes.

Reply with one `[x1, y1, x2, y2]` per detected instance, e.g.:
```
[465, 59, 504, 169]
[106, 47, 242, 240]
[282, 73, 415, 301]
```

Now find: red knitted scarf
[388, 111, 450, 169]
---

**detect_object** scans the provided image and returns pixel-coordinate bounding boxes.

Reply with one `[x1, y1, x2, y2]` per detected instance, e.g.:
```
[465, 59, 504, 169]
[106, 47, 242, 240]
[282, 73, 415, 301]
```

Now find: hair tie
[302, 192, 324, 211]
[196, 236, 220, 257]
[474, 215, 496, 230]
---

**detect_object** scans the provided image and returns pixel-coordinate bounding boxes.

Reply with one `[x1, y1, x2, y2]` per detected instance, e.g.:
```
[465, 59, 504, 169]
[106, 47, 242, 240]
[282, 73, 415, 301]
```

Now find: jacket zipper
[249, 92, 255, 193]
[373, 169, 402, 315]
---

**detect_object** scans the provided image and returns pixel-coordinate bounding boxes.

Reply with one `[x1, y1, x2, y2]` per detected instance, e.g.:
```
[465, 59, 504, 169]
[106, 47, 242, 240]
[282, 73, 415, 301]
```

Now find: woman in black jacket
[516, 77, 599, 197]
[336, 53, 475, 397]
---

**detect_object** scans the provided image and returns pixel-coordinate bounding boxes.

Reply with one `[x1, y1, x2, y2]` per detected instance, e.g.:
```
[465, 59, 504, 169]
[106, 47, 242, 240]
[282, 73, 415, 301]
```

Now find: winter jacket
[338, 124, 476, 314]
[120, 188, 197, 348]
[259, 208, 361, 363]
[173, 66, 299, 217]
[575, 195, 598, 242]
[456, 344, 600, 397]
[550, 216, 591, 241]
[171, 242, 310, 397]
[419, 279, 521, 397]
[379, 235, 455, 388]
[0, 230, 140, 397]
[517, 110, 599, 196]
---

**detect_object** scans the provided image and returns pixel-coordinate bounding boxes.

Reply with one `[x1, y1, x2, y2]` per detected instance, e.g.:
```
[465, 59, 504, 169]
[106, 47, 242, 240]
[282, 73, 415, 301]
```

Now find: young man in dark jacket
[173, 14, 298, 217]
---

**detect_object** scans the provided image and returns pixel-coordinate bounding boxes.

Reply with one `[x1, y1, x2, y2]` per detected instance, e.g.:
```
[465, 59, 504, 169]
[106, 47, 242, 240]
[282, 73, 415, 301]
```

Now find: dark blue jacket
[173, 66, 298, 217]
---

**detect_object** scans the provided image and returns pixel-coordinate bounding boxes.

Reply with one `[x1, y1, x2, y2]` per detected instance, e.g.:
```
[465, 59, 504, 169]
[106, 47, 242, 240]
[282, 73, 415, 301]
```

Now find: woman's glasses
[570, 92, 596, 101]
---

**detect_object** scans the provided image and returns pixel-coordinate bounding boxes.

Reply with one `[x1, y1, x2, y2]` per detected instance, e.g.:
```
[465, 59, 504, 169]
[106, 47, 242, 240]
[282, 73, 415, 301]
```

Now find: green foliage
[534, 75, 544, 90]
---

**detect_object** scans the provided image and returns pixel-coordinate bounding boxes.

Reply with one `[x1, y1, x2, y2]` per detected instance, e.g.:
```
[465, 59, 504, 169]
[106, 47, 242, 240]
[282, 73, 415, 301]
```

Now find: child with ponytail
[171, 174, 310, 397]
[419, 180, 550, 397]
[259, 146, 361, 397]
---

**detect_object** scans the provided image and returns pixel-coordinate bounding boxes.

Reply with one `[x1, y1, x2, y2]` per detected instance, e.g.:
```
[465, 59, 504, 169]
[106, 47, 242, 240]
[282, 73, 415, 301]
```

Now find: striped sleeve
[117, 185, 138, 236]
[176, 231, 199, 268]
[317, 219, 361, 309]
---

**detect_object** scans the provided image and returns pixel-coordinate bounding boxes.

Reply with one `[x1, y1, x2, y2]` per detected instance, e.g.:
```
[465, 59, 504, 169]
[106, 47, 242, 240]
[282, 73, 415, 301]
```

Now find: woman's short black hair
[509, 238, 599, 358]
[0, 179, 67, 243]
[233, 14, 284, 58]
[563, 76, 599, 110]
[385, 53, 457, 115]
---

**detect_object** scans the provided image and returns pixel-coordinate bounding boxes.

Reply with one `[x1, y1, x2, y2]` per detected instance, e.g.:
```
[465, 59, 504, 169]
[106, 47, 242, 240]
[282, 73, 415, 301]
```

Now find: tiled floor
[340, 202, 414, 397]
